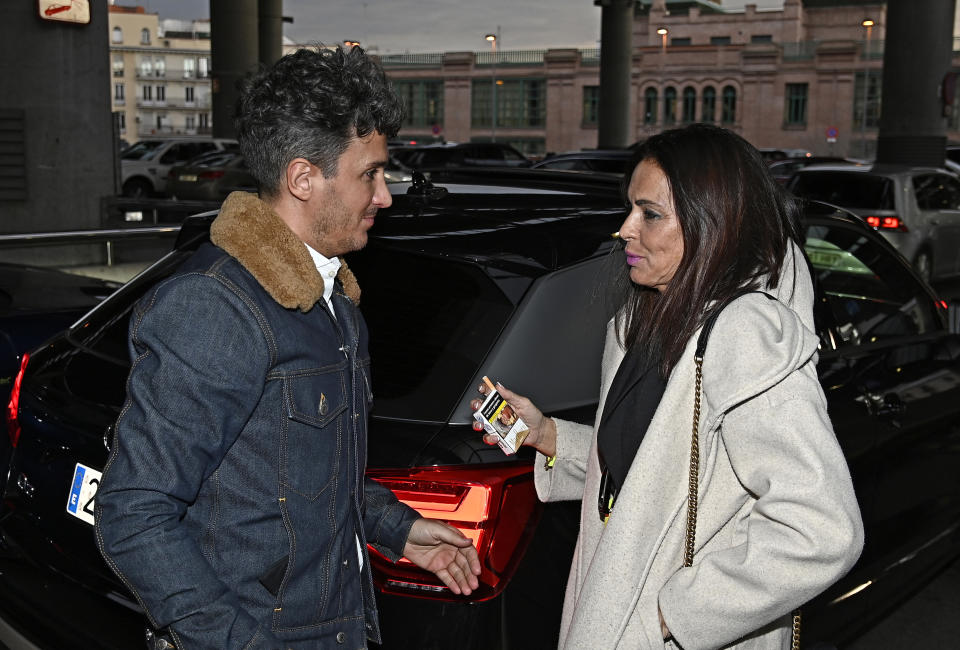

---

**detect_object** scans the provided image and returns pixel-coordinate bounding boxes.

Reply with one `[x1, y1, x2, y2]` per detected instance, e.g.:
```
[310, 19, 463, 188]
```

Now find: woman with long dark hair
[473, 124, 863, 649]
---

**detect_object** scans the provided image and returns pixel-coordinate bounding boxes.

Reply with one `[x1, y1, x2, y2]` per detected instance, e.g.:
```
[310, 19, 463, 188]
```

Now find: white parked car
[120, 138, 237, 198]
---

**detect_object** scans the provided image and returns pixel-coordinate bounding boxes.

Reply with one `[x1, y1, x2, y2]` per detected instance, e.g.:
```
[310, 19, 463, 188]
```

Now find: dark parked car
[394, 142, 531, 170]
[3, 172, 960, 649]
[165, 150, 258, 201]
[767, 156, 865, 185]
[166, 151, 414, 202]
[531, 149, 633, 175]
[0, 263, 119, 407]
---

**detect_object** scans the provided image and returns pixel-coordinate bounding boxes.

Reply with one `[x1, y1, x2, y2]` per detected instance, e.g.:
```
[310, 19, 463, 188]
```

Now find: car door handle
[875, 392, 906, 419]
[859, 391, 906, 420]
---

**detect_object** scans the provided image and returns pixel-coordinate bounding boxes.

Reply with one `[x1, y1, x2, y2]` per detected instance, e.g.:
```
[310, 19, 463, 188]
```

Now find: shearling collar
[209, 192, 361, 311]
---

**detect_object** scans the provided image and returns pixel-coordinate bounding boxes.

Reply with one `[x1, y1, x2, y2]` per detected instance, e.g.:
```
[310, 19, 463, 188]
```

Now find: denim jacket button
[336, 631, 346, 644]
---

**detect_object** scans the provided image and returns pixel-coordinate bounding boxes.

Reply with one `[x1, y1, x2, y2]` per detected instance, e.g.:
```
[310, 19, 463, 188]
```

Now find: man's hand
[403, 519, 482, 595]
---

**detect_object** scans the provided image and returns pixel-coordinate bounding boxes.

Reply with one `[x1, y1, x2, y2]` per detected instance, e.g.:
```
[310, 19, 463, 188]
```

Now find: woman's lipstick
[626, 253, 641, 266]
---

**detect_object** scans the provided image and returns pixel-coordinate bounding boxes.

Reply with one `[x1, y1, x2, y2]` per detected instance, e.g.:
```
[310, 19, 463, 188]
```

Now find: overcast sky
[134, 0, 783, 54]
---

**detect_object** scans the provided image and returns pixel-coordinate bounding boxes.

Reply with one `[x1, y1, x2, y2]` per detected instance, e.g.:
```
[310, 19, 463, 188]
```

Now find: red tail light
[864, 215, 906, 231]
[367, 463, 540, 601]
[198, 170, 226, 180]
[5, 354, 29, 448]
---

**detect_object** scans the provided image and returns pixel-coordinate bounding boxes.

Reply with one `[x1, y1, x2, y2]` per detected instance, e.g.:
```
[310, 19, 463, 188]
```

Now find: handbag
[684, 292, 802, 650]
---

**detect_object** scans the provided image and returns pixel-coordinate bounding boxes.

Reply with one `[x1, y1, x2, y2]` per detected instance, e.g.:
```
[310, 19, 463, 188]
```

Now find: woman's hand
[470, 382, 557, 458]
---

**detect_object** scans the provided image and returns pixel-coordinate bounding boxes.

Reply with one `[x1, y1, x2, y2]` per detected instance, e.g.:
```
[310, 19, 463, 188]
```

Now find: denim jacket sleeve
[362, 477, 420, 562]
[95, 273, 282, 649]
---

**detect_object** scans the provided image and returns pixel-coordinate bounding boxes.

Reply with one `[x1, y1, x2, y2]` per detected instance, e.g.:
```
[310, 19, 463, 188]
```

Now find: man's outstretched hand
[403, 519, 482, 595]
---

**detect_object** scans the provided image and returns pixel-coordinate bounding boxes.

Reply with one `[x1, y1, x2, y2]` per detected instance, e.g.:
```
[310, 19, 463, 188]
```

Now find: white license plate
[178, 174, 198, 182]
[66, 462, 102, 526]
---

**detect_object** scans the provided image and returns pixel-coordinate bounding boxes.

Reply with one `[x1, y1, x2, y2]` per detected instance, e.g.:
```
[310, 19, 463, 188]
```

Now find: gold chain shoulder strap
[684, 293, 801, 646]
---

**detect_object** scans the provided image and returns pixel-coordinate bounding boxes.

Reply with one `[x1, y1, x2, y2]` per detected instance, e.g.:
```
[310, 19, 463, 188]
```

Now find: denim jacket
[96, 192, 420, 649]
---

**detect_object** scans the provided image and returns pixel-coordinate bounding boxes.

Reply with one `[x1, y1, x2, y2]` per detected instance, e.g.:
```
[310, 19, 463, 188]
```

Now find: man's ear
[286, 158, 317, 201]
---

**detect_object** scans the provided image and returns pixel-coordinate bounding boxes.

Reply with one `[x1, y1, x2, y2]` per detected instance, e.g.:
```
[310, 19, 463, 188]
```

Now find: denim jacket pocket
[281, 370, 347, 499]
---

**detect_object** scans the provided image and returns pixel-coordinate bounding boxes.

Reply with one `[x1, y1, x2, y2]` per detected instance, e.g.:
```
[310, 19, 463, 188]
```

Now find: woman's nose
[618, 214, 638, 241]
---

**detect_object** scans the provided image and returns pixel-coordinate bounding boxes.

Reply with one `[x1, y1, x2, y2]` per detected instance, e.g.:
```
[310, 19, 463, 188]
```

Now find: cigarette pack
[472, 376, 529, 455]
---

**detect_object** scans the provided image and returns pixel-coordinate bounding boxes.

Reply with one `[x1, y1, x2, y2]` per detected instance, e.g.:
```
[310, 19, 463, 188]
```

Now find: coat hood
[209, 191, 361, 311]
[699, 241, 820, 419]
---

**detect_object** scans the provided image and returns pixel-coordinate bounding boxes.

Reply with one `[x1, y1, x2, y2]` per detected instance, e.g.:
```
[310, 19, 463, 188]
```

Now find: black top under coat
[597, 344, 667, 493]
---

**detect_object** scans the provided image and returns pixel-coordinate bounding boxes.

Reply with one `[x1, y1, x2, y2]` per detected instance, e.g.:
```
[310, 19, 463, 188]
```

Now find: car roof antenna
[406, 171, 448, 202]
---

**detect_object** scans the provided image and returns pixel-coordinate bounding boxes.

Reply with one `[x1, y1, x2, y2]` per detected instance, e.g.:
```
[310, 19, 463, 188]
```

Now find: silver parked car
[788, 164, 960, 281]
[120, 138, 238, 198]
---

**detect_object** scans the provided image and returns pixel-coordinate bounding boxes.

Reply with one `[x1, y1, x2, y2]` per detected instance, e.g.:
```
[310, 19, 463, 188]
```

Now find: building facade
[381, 0, 960, 159]
[108, 5, 213, 144]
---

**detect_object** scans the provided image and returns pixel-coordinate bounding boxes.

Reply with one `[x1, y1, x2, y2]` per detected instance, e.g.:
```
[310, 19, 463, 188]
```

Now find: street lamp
[657, 29, 668, 125]
[485, 32, 498, 142]
[861, 18, 874, 158]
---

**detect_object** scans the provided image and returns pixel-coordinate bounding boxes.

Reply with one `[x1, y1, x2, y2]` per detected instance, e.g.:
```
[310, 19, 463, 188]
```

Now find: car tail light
[5, 354, 29, 448]
[864, 215, 907, 231]
[198, 170, 226, 180]
[366, 463, 540, 601]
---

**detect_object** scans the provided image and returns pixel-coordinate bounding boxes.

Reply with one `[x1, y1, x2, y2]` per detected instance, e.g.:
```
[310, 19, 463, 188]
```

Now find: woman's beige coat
[535, 245, 864, 650]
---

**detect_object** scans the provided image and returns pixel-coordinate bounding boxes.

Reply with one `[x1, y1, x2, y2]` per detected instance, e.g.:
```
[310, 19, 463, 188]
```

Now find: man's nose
[373, 174, 392, 209]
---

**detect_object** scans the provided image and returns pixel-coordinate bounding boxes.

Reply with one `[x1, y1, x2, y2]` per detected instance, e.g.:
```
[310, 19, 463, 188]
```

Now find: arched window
[702, 86, 716, 123]
[112, 26, 123, 43]
[682, 87, 697, 123]
[644, 88, 658, 125]
[664, 87, 677, 126]
[722, 85, 737, 124]
[141, 28, 151, 45]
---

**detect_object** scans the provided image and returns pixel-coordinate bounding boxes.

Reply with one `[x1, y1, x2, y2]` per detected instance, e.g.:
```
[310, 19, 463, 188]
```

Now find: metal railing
[378, 53, 444, 67]
[475, 49, 548, 66]
[0, 226, 180, 267]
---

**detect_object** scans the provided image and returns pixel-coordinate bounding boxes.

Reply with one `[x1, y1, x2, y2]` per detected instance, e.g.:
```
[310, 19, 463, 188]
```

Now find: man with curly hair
[96, 46, 480, 649]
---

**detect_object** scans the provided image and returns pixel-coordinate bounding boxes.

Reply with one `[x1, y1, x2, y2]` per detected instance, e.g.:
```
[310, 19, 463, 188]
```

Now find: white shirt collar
[304, 243, 341, 310]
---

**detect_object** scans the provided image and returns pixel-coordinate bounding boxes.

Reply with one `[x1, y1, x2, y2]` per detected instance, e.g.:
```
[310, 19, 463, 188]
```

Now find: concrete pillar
[875, 0, 956, 166]
[210, 0, 259, 139]
[258, 0, 283, 68]
[596, 0, 634, 149]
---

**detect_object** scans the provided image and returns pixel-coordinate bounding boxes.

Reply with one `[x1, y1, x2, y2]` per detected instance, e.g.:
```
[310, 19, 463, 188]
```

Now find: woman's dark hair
[235, 45, 403, 197]
[614, 124, 803, 378]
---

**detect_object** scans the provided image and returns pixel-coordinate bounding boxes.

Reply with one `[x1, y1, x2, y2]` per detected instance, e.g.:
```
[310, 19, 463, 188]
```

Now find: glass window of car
[792, 172, 894, 210]
[804, 222, 939, 346]
[346, 249, 514, 421]
[159, 142, 217, 165]
[913, 173, 960, 210]
[121, 140, 165, 161]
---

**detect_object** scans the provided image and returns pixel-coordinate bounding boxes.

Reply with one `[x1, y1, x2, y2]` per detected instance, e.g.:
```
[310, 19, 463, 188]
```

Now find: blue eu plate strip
[67, 465, 85, 514]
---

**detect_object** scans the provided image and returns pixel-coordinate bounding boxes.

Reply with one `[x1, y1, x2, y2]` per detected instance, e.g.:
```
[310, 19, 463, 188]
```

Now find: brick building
[383, 0, 960, 159]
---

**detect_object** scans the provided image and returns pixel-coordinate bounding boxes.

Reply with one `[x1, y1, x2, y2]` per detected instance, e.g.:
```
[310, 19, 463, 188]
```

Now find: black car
[3, 171, 960, 649]
[0, 263, 119, 407]
[531, 149, 634, 175]
[393, 143, 531, 170]
[767, 156, 865, 185]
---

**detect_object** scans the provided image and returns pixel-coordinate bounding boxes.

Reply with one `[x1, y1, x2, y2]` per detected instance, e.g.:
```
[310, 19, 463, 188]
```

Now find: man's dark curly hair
[235, 45, 402, 197]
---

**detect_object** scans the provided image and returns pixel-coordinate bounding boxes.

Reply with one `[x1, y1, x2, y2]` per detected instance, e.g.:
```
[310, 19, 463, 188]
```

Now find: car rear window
[346, 248, 514, 422]
[792, 172, 895, 210]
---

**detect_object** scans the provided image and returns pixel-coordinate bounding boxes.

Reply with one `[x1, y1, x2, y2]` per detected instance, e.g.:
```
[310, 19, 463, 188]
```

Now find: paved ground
[847, 558, 960, 649]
